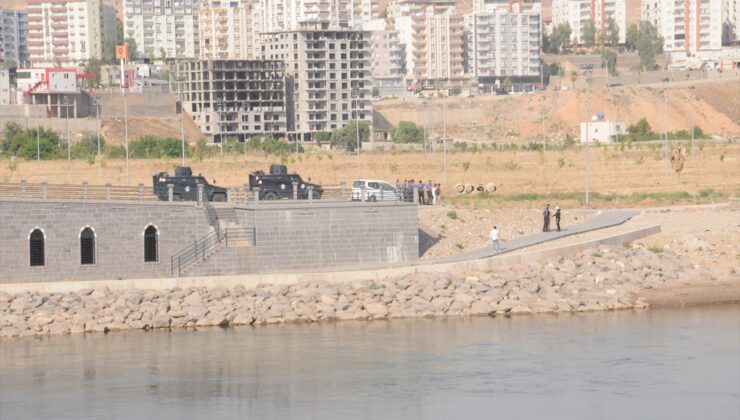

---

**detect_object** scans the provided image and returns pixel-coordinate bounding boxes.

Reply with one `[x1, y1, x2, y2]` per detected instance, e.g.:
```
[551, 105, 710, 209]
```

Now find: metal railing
[203, 200, 222, 240]
[0, 181, 155, 201]
[170, 227, 254, 276]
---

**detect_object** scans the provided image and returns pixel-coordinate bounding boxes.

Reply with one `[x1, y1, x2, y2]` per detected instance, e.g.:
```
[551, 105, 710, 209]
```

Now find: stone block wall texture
[1, 199, 419, 283]
[186, 201, 419, 276]
[0, 199, 210, 283]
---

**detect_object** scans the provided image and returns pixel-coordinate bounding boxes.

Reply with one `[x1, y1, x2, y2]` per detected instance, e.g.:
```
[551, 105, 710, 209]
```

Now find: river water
[1, 304, 738, 420]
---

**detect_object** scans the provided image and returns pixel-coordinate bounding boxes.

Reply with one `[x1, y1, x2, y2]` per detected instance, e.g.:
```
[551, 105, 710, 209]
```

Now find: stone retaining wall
[3, 236, 736, 338]
[0, 225, 659, 294]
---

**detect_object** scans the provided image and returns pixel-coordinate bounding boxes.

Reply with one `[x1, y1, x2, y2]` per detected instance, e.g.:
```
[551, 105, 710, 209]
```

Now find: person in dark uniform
[542, 204, 551, 232]
[553, 206, 561, 232]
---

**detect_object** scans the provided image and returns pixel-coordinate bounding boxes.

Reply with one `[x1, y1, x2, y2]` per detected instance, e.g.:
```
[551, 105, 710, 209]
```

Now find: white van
[352, 179, 398, 202]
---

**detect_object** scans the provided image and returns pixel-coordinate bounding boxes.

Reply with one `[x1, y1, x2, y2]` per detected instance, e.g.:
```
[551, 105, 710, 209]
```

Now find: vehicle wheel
[212, 193, 226, 202]
[264, 192, 278, 200]
[369, 195, 377, 202]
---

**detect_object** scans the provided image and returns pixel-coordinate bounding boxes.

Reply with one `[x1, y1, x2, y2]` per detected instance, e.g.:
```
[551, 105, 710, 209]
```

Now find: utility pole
[178, 62, 186, 167]
[663, 83, 668, 175]
[64, 96, 70, 161]
[356, 113, 361, 172]
[95, 98, 101, 175]
[585, 78, 590, 207]
[121, 56, 129, 184]
[691, 115, 694, 158]
[443, 92, 447, 185]
[36, 125, 40, 161]
[541, 62, 545, 155]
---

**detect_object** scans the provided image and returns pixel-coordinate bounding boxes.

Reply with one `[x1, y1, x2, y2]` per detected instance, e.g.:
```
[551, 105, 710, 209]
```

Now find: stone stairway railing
[170, 227, 254, 277]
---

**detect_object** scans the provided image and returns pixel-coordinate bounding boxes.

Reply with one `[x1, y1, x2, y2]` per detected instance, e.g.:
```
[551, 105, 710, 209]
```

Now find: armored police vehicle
[152, 166, 228, 202]
[249, 164, 323, 200]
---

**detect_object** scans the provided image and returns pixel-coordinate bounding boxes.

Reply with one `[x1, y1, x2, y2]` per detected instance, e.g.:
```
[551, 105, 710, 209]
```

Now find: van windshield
[352, 181, 363, 188]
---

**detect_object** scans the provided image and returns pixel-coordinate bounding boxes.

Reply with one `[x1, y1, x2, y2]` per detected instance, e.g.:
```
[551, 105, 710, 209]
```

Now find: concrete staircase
[171, 205, 256, 277]
[181, 245, 257, 277]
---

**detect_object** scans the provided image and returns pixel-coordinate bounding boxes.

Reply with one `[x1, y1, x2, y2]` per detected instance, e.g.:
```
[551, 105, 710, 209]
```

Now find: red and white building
[642, 0, 723, 54]
[25, 0, 115, 67]
[15, 67, 95, 116]
[551, 0, 626, 44]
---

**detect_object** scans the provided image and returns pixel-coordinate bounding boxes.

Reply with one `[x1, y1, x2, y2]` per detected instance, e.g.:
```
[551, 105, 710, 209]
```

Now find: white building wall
[27, 0, 104, 66]
[124, 0, 198, 59]
[0, 9, 28, 66]
[199, 0, 259, 60]
[0, 69, 10, 105]
[465, 8, 541, 78]
[551, 0, 626, 44]
[258, 0, 353, 32]
[643, 0, 723, 53]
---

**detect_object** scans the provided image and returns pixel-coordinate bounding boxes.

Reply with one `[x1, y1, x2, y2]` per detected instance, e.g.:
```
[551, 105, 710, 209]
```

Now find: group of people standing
[490, 204, 563, 254]
[395, 179, 442, 205]
[542, 203, 561, 232]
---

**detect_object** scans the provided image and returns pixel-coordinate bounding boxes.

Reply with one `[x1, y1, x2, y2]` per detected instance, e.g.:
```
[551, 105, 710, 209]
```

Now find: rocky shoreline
[1, 244, 737, 338]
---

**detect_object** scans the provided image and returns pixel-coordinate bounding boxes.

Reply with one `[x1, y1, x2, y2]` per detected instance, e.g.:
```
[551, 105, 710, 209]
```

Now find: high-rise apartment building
[175, 60, 288, 142]
[721, 0, 740, 43]
[26, 0, 111, 66]
[124, 0, 198, 59]
[199, 0, 261, 60]
[258, 0, 350, 32]
[641, 0, 722, 53]
[0, 8, 28, 67]
[465, 4, 542, 82]
[261, 21, 373, 142]
[551, 0, 626, 44]
[365, 18, 404, 90]
[390, 0, 465, 86]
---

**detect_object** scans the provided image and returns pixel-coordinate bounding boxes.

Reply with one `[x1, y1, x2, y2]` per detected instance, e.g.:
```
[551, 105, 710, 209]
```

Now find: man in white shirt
[490, 226, 501, 253]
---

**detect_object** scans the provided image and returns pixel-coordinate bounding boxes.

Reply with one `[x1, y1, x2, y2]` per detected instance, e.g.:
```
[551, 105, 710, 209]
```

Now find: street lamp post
[94, 98, 101, 175]
[540, 62, 546, 155]
[663, 83, 668, 175]
[352, 87, 360, 173]
[179, 66, 186, 167]
[64, 96, 70, 161]
[442, 91, 447, 185]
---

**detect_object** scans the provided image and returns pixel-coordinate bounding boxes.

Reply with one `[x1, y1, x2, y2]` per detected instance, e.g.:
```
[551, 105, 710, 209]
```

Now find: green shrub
[447, 210, 458, 220]
[648, 245, 664, 253]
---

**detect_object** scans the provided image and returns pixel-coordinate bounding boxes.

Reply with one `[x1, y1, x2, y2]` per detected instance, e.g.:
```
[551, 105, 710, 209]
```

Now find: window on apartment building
[341, 53, 346, 59]
[342, 114, 348, 121]
[331, 114, 336, 121]
[341, 84, 347, 90]
[330, 83, 335, 89]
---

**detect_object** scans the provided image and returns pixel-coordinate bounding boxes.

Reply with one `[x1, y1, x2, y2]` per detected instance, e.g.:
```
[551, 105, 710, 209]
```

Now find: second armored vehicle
[152, 166, 227, 201]
[249, 164, 323, 200]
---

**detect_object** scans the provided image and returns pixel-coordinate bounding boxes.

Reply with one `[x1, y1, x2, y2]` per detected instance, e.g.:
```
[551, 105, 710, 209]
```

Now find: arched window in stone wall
[144, 225, 159, 263]
[80, 227, 95, 265]
[29, 229, 45, 267]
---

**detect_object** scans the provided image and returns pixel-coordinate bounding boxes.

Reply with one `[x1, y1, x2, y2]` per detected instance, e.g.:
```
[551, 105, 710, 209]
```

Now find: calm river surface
[1, 304, 738, 420]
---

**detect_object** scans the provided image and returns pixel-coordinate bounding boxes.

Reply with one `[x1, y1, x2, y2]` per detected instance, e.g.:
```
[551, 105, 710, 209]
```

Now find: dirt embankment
[373, 81, 740, 142]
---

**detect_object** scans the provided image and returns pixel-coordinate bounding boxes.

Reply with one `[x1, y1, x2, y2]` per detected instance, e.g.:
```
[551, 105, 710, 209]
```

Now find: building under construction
[174, 60, 288, 143]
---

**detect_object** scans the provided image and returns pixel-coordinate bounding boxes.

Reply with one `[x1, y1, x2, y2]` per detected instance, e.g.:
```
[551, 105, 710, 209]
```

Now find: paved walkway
[429, 209, 639, 265]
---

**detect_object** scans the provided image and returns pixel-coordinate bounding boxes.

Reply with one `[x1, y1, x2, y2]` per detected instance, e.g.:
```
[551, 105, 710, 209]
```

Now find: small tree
[569, 71, 578, 89]
[391, 121, 427, 144]
[372, 87, 380, 97]
[606, 17, 620, 46]
[503, 77, 513, 93]
[601, 49, 618, 76]
[124, 37, 138, 60]
[159, 47, 167, 61]
[329, 121, 370, 150]
[315, 131, 331, 145]
[582, 20, 596, 46]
